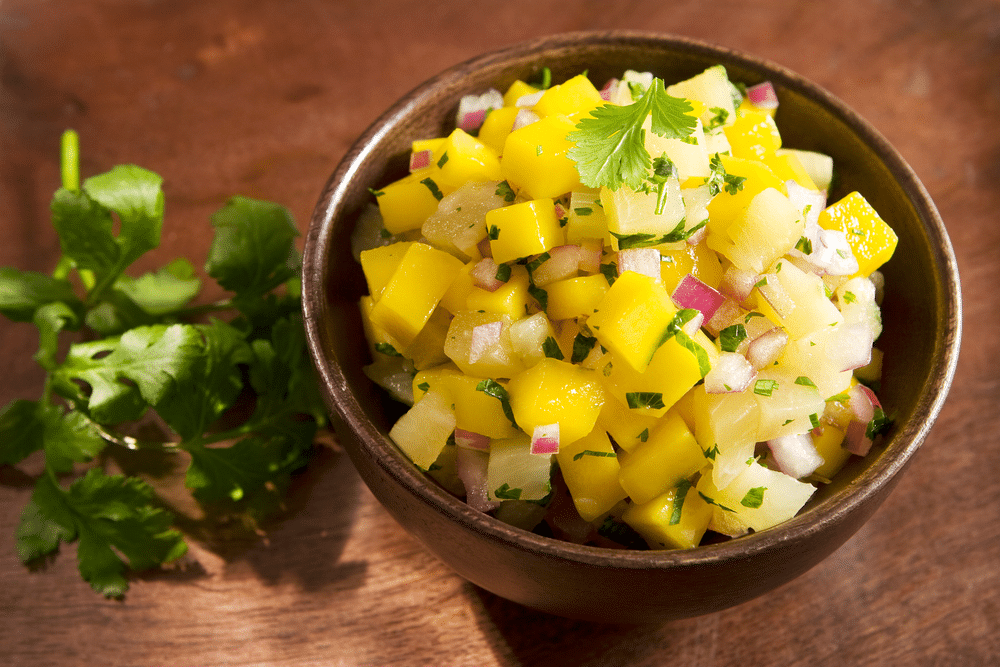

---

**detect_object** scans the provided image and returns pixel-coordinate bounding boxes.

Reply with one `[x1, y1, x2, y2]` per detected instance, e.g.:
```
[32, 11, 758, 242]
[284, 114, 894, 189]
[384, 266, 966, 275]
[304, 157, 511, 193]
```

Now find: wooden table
[1, 1, 996, 665]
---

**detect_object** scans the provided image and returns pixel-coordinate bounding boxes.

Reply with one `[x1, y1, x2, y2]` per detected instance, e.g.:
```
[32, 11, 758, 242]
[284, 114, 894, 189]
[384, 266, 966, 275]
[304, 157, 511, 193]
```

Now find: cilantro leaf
[0, 268, 79, 323]
[114, 258, 201, 316]
[568, 78, 696, 190]
[83, 165, 164, 267]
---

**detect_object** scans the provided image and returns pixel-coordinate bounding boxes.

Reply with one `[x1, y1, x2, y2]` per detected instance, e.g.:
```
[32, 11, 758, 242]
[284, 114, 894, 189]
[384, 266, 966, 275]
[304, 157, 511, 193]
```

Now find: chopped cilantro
[626, 392, 665, 410]
[528, 285, 548, 310]
[494, 483, 522, 500]
[570, 332, 598, 363]
[719, 323, 748, 353]
[494, 263, 512, 282]
[374, 342, 402, 357]
[599, 262, 618, 285]
[669, 480, 692, 525]
[754, 378, 779, 397]
[698, 490, 736, 513]
[487, 224, 500, 240]
[638, 428, 649, 443]
[420, 177, 444, 201]
[437, 151, 449, 168]
[706, 153, 746, 196]
[475, 379, 517, 428]
[843, 291, 857, 304]
[542, 336, 564, 360]
[574, 207, 593, 216]
[416, 382, 430, 392]
[572, 449, 617, 461]
[496, 181, 516, 203]
[795, 236, 813, 255]
[740, 486, 767, 509]
[794, 376, 817, 388]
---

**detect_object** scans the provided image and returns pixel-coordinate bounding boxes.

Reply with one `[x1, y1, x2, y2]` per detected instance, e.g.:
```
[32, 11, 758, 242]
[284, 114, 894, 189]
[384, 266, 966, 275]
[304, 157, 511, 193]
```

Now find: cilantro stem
[61, 129, 80, 192]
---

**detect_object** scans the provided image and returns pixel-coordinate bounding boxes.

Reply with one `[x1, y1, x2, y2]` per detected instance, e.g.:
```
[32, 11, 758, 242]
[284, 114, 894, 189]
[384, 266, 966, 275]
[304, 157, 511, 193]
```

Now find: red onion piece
[469, 320, 502, 364]
[577, 240, 603, 274]
[843, 383, 878, 455]
[704, 352, 757, 394]
[844, 419, 873, 456]
[747, 81, 779, 109]
[599, 78, 619, 101]
[768, 433, 823, 479]
[456, 447, 500, 513]
[747, 328, 788, 370]
[455, 428, 490, 451]
[719, 265, 760, 303]
[409, 149, 432, 172]
[531, 245, 581, 287]
[672, 273, 726, 321]
[470, 258, 504, 292]
[477, 237, 493, 259]
[457, 108, 487, 132]
[531, 423, 560, 455]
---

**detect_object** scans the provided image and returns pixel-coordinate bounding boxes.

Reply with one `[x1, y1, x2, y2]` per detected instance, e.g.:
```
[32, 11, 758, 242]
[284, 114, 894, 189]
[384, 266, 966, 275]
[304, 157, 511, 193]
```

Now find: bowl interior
[303, 32, 961, 617]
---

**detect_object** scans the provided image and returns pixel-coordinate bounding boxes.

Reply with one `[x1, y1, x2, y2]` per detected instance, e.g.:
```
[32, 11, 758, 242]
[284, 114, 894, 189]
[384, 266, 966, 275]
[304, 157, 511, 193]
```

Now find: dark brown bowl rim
[302, 30, 962, 572]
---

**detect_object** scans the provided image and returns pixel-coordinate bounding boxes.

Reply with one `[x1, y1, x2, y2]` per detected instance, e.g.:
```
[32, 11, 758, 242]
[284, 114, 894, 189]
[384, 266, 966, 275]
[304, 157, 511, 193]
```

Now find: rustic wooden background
[1, 1, 996, 665]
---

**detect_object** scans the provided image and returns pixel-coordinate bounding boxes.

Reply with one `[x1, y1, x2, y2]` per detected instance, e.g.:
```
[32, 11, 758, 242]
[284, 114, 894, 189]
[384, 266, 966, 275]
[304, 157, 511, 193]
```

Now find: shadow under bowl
[302, 31, 961, 623]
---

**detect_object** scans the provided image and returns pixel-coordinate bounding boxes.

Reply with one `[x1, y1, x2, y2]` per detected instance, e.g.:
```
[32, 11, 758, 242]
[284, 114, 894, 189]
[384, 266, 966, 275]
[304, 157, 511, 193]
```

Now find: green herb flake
[496, 181, 516, 203]
[795, 236, 813, 255]
[571, 332, 598, 363]
[572, 449, 617, 462]
[374, 342, 402, 357]
[416, 382, 430, 392]
[703, 443, 720, 460]
[437, 151, 449, 168]
[753, 378, 779, 397]
[719, 323, 748, 353]
[420, 177, 444, 201]
[528, 285, 548, 311]
[638, 428, 649, 443]
[475, 379, 518, 428]
[574, 207, 593, 216]
[599, 262, 618, 286]
[494, 263, 512, 282]
[843, 291, 857, 304]
[626, 392, 665, 410]
[542, 336, 564, 360]
[740, 486, 767, 509]
[487, 224, 500, 241]
[668, 480, 692, 525]
[368, 187, 384, 198]
[809, 413, 821, 429]
[698, 490, 736, 513]
[794, 376, 817, 388]
[493, 483, 522, 500]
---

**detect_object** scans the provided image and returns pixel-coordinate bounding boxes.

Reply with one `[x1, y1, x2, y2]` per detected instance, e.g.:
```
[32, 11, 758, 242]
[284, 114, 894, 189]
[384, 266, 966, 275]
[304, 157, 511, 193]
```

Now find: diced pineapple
[443, 310, 524, 379]
[751, 368, 826, 441]
[645, 116, 711, 182]
[705, 155, 787, 236]
[403, 306, 451, 370]
[697, 460, 816, 537]
[508, 312, 559, 368]
[421, 180, 506, 261]
[555, 428, 628, 522]
[486, 199, 565, 264]
[487, 434, 553, 502]
[565, 189, 611, 245]
[506, 358, 605, 448]
[666, 65, 740, 129]
[711, 187, 804, 274]
[617, 409, 705, 505]
[623, 481, 713, 550]
[600, 178, 687, 251]
[690, 384, 760, 489]
[388, 385, 456, 471]
[776, 148, 834, 191]
[755, 258, 843, 339]
[724, 109, 782, 161]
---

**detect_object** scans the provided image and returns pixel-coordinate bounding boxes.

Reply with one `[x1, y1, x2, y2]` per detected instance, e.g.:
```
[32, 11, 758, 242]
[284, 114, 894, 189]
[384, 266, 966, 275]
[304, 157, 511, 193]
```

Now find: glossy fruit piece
[555, 428, 627, 523]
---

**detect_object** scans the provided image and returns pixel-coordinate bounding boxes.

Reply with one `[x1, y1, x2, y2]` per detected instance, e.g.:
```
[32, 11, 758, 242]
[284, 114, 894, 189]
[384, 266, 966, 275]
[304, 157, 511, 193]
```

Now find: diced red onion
[456, 447, 500, 513]
[844, 419, 873, 456]
[686, 225, 708, 245]
[531, 423, 560, 455]
[409, 149, 432, 172]
[704, 352, 757, 394]
[470, 258, 504, 292]
[704, 298, 742, 337]
[672, 273, 726, 321]
[477, 237, 493, 259]
[468, 320, 502, 364]
[455, 428, 490, 451]
[844, 383, 880, 456]
[577, 240, 603, 274]
[768, 433, 823, 479]
[457, 108, 487, 132]
[747, 328, 788, 370]
[618, 248, 662, 283]
[455, 89, 504, 132]
[599, 78, 619, 101]
[747, 81, 779, 110]
[719, 265, 760, 302]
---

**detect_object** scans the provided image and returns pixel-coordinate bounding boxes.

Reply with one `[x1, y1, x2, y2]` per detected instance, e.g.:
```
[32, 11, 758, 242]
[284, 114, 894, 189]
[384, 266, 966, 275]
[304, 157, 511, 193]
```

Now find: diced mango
[359, 295, 401, 359]
[818, 191, 898, 278]
[532, 74, 604, 117]
[432, 128, 503, 189]
[763, 151, 818, 190]
[595, 394, 662, 453]
[486, 199, 565, 264]
[705, 155, 787, 237]
[586, 271, 679, 374]
[623, 481, 712, 550]
[503, 80, 539, 106]
[724, 110, 782, 161]
[478, 106, 520, 154]
[811, 423, 851, 480]
[506, 357, 604, 448]
[501, 114, 582, 199]
[466, 264, 531, 319]
[544, 274, 610, 321]
[369, 243, 465, 347]
[359, 241, 414, 300]
[555, 428, 628, 522]
[375, 170, 452, 234]
[444, 372, 520, 439]
[402, 306, 452, 370]
[617, 409, 705, 505]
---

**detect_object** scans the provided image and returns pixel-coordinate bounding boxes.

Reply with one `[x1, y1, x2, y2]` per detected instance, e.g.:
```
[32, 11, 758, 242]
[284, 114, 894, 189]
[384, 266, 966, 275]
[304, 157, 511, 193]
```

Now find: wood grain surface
[1, 1, 997, 665]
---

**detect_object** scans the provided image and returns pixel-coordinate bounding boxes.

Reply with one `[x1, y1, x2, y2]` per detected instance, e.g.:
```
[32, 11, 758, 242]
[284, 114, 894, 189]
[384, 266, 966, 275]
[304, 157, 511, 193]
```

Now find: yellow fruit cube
[811, 423, 852, 480]
[503, 79, 539, 106]
[443, 310, 524, 379]
[705, 155, 787, 236]
[359, 295, 402, 358]
[501, 114, 582, 199]
[596, 394, 662, 453]
[544, 274, 611, 321]
[445, 372, 520, 439]
[506, 357, 605, 447]
[359, 241, 413, 300]
[622, 481, 712, 550]
[763, 151, 818, 190]
[439, 260, 476, 315]
[659, 240, 724, 293]
[819, 191, 898, 278]
[369, 243, 465, 347]
[477, 106, 519, 154]
[724, 110, 782, 161]
[485, 199, 565, 264]
[432, 128, 502, 189]
[555, 428, 628, 522]
[388, 385, 455, 471]
[402, 306, 451, 370]
[586, 271, 678, 374]
[532, 74, 604, 117]
[375, 170, 451, 234]
[466, 264, 531, 319]
[617, 409, 705, 505]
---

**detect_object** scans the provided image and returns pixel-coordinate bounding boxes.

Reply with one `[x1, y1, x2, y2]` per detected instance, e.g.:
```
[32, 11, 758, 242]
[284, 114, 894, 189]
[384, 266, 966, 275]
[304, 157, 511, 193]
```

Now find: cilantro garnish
[421, 177, 444, 201]
[567, 78, 696, 191]
[493, 483, 523, 500]
[626, 392, 666, 410]
[740, 486, 767, 509]
[599, 262, 618, 286]
[0, 131, 326, 597]
[375, 342, 402, 357]
[496, 181, 516, 203]
[754, 378, 779, 397]
[669, 480, 693, 525]
[706, 153, 746, 196]
[542, 336, 564, 360]
[571, 449, 617, 462]
[795, 236, 813, 255]
[474, 379, 517, 427]
[570, 332, 598, 363]
[494, 263, 512, 282]
[719, 323, 748, 353]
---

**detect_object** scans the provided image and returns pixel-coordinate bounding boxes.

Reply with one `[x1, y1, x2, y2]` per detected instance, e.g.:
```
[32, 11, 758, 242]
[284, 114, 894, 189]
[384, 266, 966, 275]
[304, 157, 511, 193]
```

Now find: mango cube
[466, 264, 531, 319]
[623, 481, 712, 550]
[544, 274, 611, 321]
[478, 105, 519, 154]
[485, 199, 565, 264]
[532, 74, 604, 117]
[819, 191, 898, 278]
[555, 428, 627, 522]
[501, 114, 582, 199]
[359, 241, 414, 300]
[375, 170, 451, 234]
[724, 109, 782, 161]
[369, 243, 465, 347]
[617, 409, 705, 505]
[506, 357, 604, 448]
[432, 128, 502, 188]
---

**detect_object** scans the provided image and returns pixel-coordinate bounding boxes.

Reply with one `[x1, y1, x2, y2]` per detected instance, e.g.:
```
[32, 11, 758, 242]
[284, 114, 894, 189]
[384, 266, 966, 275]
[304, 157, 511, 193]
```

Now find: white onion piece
[768, 433, 823, 479]
[470, 258, 504, 292]
[409, 149, 432, 172]
[704, 352, 757, 394]
[844, 383, 880, 455]
[456, 447, 500, 513]
[747, 328, 789, 370]
[477, 237, 493, 259]
[672, 273, 726, 321]
[512, 108, 540, 131]
[811, 229, 860, 276]
[618, 248, 661, 282]
[531, 245, 581, 286]
[468, 321, 502, 364]
[531, 423, 560, 455]
[720, 265, 760, 302]
[455, 89, 503, 132]
[515, 90, 544, 107]
[747, 81, 779, 109]
[785, 181, 826, 228]
[686, 224, 708, 246]
[455, 428, 490, 451]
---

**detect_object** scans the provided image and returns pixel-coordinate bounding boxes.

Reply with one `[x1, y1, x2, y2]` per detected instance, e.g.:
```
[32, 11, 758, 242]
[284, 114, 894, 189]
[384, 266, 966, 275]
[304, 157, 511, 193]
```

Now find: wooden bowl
[302, 32, 961, 623]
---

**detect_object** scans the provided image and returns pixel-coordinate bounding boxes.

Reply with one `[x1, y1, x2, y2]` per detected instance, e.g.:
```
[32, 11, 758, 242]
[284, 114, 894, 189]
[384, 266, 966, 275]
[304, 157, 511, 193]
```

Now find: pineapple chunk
[697, 460, 816, 537]
[389, 385, 456, 471]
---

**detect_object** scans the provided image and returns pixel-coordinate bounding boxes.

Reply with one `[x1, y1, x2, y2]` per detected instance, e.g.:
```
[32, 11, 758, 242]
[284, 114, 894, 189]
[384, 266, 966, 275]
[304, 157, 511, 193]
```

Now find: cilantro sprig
[567, 78, 696, 191]
[0, 131, 326, 597]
